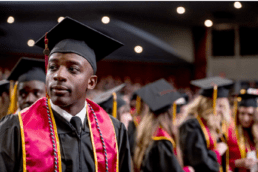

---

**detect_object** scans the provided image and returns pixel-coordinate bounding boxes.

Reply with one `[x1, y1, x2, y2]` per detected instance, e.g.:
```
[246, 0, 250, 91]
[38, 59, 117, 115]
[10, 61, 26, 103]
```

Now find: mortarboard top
[35, 17, 123, 74]
[93, 84, 126, 114]
[135, 79, 181, 114]
[191, 76, 233, 98]
[7, 57, 45, 83]
[238, 88, 258, 107]
[0, 80, 10, 95]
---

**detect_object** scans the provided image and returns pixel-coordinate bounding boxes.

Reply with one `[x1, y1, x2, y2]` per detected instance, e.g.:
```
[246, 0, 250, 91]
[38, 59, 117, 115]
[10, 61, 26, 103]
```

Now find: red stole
[196, 116, 216, 150]
[152, 127, 176, 154]
[152, 127, 193, 172]
[196, 116, 227, 172]
[18, 97, 118, 172]
[228, 125, 257, 172]
[87, 99, 119, 172]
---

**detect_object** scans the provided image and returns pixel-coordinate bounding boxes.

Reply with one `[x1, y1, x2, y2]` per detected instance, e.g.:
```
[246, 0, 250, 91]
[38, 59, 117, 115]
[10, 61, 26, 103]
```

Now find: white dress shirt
[50, 100, 87, 128]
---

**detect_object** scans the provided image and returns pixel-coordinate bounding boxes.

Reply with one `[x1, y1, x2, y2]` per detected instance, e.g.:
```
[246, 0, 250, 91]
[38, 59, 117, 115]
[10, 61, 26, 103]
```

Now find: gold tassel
[7, 81, 18, 114]
[213, 85, 218, 116]
[136, 95, 141, 115]
[112, 92, 117, 118]
[173, 102, 177, 125]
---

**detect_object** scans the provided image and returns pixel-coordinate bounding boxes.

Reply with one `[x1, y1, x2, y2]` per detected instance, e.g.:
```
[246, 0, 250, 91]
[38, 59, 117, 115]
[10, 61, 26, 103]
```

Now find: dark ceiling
[0, 1, 258, 65]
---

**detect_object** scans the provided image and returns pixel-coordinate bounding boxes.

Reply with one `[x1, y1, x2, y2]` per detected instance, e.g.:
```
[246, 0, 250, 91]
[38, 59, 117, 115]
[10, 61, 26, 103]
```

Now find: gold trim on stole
[18, 112, 27, 172]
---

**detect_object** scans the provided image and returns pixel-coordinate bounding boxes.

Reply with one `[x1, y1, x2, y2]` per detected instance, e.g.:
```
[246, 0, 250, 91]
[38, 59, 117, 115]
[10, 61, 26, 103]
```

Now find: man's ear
[88, 75, 98, 90]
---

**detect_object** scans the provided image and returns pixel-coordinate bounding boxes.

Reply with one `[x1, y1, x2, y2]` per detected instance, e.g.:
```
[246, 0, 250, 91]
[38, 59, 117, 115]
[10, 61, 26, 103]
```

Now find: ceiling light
[101, 16, 110, 24]
[27, 39, 35, 47]
[58, 16, 65, 23]
[7, 16, 14, 24]
[134, 46, 143, 54]
[234, 1, 242, 9]
[204, 19, 213, 27]
[177, 6, 185, 14]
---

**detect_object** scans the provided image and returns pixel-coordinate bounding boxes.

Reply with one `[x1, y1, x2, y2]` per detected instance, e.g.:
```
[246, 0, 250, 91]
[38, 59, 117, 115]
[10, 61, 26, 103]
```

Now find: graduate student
[0, 16, 130, 172]
[7, 57, 46, 114]
[93, 84, 126, 118]
[227, 88, 258, 171]
[93, 84, 132, 128]
[133, 79, 193, 172]
[127, 88, 149, 159]
[180, 76, 233, 172]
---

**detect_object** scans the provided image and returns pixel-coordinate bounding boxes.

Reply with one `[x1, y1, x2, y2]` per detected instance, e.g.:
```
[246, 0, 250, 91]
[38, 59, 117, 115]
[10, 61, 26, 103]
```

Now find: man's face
[18, 80, 46, 110]
[46, 53, 97, 108]
[238, 106, 255, 128]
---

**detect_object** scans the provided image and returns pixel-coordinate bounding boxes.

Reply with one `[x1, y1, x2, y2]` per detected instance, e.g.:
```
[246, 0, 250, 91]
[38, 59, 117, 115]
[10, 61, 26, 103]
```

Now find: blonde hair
[133, 108, 183, 171]
[185, 95, 222, 140]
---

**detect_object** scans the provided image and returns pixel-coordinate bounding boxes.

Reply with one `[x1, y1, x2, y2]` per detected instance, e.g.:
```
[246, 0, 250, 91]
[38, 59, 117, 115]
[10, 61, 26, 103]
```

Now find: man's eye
[49, 65, 57, 70]
[20, 92, 26, 98]
[69, 66, 79, 72]
[34, 91, 41, 97]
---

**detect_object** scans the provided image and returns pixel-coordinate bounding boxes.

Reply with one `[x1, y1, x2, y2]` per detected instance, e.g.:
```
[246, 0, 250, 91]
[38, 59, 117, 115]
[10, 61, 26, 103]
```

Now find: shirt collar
[50, 99, 87, 126]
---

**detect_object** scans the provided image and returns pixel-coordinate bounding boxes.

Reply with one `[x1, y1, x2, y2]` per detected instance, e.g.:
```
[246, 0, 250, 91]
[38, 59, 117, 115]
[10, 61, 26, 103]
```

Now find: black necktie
[70, 116, 82, 134]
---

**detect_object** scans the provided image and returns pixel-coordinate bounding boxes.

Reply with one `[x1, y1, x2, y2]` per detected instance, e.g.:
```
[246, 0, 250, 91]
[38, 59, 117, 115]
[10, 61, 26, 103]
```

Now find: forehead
[48, 52, 94, 74]
[239, 106, 255, 113]
[49, 53, 87, 63]
[18, 80, 46, 90]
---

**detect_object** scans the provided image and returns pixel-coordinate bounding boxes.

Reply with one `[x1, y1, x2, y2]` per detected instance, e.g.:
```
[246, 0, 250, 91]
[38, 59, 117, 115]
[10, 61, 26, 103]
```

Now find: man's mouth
[51, 85, 70, 95]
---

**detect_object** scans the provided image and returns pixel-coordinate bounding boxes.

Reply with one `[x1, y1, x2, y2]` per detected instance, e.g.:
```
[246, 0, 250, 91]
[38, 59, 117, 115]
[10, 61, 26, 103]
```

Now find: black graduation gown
[179, 118, 220, 172]
[140, 140, 184, 172]
[128, 120, 136, 158]
[0, 109, 131, 172]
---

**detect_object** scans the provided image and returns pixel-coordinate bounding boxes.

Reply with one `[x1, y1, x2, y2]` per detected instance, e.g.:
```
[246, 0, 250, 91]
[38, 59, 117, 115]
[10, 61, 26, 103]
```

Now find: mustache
[49, 83, 71, 92]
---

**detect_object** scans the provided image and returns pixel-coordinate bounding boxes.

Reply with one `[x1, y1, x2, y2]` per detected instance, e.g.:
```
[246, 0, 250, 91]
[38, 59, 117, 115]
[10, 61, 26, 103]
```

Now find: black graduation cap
[93, 84, 126, 116]
[7, 57, 45, 83]
[35, 16, 123, 74]
[0, 80, 10, 96]
[238, 88, 258, 107]
[191, 76, 233, 98]
[135, 79, 181, 114]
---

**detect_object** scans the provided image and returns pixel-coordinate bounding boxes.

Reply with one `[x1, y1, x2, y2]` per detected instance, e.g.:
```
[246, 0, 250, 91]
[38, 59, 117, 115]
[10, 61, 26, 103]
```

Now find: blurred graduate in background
[133, 79, 194, 172]
[180, 76, 234, 172]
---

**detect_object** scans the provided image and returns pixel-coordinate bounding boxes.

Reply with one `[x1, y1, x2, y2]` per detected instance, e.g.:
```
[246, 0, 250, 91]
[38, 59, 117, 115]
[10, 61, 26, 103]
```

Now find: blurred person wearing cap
[127, 89, 150, 160]
[93, 84, 132, 129]
[6, 57, 46, 114]
[0, 17, 130, 172]
[0, 80, 10, 119]
[226, 88, 258, 171]
[133, 79, 194, 172]
[179, 76, 234, 172]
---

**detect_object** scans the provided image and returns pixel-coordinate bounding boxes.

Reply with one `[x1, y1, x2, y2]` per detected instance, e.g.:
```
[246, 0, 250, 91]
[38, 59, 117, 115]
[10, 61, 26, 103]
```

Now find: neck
[59, 101, 86, 116]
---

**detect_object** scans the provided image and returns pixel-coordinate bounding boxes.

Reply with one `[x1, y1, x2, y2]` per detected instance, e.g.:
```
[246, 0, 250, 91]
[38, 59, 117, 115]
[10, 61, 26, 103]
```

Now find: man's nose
[53, 66, 67, 82]
[243, 114, 250, 122]
[25, 92, 36, 104]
